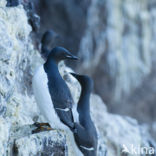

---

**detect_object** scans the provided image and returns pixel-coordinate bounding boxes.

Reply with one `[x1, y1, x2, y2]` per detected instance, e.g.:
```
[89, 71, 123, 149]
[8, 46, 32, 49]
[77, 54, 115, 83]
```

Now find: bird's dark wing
[55, 108, 75, 130]
[74, 123, 93, 147]
[48, 80, 75, 130]
[52, 96, 75, 130]
[74, 123, 97, 155]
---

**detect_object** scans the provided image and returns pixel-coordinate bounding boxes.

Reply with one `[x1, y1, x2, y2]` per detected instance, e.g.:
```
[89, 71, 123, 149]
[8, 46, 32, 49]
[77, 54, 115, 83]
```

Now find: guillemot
[41, 30, 58, 60]
[71, 73, 98, 156]
[32, 47, 78, 133]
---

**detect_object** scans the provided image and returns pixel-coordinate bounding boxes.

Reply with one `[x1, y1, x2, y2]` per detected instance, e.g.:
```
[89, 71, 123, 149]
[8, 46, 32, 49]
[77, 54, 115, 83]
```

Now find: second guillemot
[71, 73, 98, 156]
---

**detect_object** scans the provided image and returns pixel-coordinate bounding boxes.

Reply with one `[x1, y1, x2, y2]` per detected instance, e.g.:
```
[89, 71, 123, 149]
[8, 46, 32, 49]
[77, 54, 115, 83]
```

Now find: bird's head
[70, 73, 94, 92]
[41, 30, 57, 47]
[48, 47, 78, 63]
[41, 30, 59, 60]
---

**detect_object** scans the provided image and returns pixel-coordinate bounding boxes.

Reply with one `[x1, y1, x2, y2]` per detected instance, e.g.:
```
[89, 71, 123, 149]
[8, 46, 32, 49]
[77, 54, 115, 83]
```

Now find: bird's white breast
[32, 65, 68, 130]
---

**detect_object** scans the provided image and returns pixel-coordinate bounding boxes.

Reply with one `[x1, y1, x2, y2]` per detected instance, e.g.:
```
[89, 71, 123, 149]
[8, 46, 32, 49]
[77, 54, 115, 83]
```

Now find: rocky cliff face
[79, 0, 151, 100]
[0, 0, 155, 156]
[78, 0, 156, 123]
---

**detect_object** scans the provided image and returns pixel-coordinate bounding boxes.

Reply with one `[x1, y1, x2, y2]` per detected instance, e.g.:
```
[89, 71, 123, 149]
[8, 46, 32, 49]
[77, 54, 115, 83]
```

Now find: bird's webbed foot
[33, 122, 51, 127]
[32, 122, 53, 134]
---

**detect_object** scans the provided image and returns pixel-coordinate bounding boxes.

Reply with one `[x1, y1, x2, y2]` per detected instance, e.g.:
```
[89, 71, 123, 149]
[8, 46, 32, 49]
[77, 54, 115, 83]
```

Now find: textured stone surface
[78, 0, 152, 103]
[0, 0, 156, 156]
[14, 131, 67, 156]
[0, 1, 67, 155]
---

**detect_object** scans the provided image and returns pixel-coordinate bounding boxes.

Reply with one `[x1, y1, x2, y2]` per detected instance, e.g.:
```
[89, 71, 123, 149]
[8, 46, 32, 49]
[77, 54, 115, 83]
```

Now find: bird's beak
[70, 73, 82, 83]
[70, 73, 79, 79]
[66, 54, 79, 60]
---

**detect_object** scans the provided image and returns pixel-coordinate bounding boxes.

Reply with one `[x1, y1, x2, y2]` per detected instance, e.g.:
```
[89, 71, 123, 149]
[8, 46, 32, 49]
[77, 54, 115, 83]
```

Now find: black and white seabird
[71, 73, 98, 156]
[32, 47, 78, 133]
[41, 30, 58, 60]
